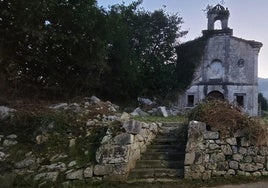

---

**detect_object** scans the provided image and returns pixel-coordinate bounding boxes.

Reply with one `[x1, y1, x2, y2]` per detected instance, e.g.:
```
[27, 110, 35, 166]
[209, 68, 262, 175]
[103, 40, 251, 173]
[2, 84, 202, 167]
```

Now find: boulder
[49, 103, 68, 110]
[226, 138, 237, 146]
[130, 107, 149, 117]
[46, 162, 66, 172]
[0, 106, 16, 120]
[137, 97, 155, 106]
[15, 157, 36, 169]
[6, 134, 17, 139]
[0, 151, 5, 161]
[34, 172, 59, 182]
[3, 139, 18, 147]
[66, 169, 84, 180]
[157, 106, 168, 117]
[90, 96, 101, 103]
[120, 112, 131, 121]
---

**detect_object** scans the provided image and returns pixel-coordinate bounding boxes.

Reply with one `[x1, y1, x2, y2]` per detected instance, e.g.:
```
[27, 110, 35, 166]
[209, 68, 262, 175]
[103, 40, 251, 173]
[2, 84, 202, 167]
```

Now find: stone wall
[184, 121, 268, 179]
[95, 120, 160, 180]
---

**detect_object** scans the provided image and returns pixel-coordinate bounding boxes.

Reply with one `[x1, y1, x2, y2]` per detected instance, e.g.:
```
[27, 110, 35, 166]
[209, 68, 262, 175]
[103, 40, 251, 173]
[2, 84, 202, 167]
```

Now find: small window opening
[236, 96, 244, 106]
[187, 95, 194, 107]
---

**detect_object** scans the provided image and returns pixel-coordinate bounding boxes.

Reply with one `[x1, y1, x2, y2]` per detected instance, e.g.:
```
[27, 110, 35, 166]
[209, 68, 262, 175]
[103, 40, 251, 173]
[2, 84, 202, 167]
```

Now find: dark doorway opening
[206, 91, 224, 100]
[187, 95, 194, 107]
[236, 96, 244, 107]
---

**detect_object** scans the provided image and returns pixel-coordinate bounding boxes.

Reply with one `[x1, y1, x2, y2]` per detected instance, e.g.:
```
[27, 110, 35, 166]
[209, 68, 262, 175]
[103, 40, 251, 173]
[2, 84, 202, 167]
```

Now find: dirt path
[207, 181, 268, 188]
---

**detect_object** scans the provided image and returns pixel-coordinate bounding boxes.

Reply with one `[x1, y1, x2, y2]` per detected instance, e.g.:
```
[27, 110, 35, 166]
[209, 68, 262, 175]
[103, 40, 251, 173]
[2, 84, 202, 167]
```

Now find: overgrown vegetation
[188, 100, 268, 146]
[176, 36, 209, 90]
[1, 109, 107, 164]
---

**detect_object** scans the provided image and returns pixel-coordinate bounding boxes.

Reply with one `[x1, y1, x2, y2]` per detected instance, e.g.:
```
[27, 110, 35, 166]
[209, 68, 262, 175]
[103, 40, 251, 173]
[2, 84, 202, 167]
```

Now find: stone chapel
[177, 4, 262, 116]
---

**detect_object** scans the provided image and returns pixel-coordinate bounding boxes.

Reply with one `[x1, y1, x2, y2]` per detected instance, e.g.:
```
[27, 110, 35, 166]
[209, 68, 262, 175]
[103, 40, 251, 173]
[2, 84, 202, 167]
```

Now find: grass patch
[133, 115, 187, 123]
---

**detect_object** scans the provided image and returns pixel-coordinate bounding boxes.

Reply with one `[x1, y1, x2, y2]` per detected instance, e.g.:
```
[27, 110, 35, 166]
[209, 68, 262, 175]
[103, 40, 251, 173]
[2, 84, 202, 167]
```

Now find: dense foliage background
[0, 0, 187, 101]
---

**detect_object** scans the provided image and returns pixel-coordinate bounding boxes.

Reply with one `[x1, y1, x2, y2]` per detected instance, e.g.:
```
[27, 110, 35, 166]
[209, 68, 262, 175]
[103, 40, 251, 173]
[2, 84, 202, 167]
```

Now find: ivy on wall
[175, 36, 209, 91]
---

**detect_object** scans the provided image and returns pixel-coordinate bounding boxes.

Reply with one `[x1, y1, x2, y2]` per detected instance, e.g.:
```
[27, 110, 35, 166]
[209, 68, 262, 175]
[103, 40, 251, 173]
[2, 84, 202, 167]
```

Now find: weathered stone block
[46, 162, 66, 172]
[34, 172, 59, 182]
[206, 162, 217, 170]
[241, 137, 250, 147]
[217, 162, 229, 171]
[253, 156, 265, 163]
[134, 134, 144, 142]
[221, 145, 232, 155]
[84, 167, 93, 178]
[209, 143, 220, 150]
[66, 169, 84, 180]
[202, 170, 212, 180]
[238, 147, 247, 155]
[94, 165, 113, 176]
[114, 163, 129, 175]
[232, 146, 238, 154]
[210, 153, 225, 163]
[123, 120, 142, 134]
[190, 164, 205, 173]
[212, 170, 226, 176]
[15, 157, 36, 169]
[229, 161, 239, 170]
[226, 138, 237, 146]
[247, 146, 258, 156]
[3, 139, 18, 147]
[252, 171, 261, 177]
[226, 169, 236, 176]
[114, 133, 134, 145]
[185, 152, 195, 165]
[96, 145, 130, 164]
[257, 163, 264, 170]
[244, 156, 252, 163]
[239, 163, 258, 172]
[204, 131, 219, 140]
[233, 154, 243, 162]
[260, 146, 268, 156]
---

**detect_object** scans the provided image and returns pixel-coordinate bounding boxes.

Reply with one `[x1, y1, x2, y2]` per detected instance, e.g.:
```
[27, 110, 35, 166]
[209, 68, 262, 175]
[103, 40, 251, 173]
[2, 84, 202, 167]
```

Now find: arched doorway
[207, 91, 224, 100]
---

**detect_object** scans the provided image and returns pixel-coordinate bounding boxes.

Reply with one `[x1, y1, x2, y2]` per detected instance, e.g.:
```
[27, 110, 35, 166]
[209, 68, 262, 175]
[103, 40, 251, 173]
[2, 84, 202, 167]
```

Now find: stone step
[158, 128, 179, 134]
[135, 160, 184, 169]
[127, 178, 182, 183]
[146, 148, 182, 153]
[152, 138, 181, 145]
[141, 152, 185, 160]
[128, 168, 184, 179]
[147, 144, 183, 150]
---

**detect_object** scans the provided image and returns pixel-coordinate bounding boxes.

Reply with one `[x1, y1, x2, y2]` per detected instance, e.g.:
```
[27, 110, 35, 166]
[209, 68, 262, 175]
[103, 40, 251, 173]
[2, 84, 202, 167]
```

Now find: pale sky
[98, 0, 268, 78]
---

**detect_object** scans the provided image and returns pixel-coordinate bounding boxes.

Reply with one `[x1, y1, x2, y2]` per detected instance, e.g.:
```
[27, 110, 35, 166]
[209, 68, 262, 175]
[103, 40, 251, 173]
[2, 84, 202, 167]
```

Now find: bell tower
[203, 4, 233, 35]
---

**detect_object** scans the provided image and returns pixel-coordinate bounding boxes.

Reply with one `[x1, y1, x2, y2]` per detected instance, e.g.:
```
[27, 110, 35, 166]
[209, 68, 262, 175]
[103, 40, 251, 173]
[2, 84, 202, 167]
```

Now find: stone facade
[184, 121, 268, 179]
[177, 4, 262, 116]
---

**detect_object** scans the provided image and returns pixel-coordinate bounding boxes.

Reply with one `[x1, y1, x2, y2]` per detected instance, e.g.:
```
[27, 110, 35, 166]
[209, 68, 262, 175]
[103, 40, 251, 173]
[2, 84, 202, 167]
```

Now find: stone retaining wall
[184, 121, 268, 179]
[95, 120, 160, 180]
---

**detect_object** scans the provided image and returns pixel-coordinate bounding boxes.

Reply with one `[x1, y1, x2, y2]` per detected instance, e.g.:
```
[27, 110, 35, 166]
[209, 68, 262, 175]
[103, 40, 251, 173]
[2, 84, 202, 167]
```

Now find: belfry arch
[207, 4, 230, 30]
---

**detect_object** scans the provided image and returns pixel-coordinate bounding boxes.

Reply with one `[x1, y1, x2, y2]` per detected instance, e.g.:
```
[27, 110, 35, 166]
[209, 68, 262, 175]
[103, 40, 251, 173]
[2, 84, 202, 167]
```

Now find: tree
[258, 93, 268, 111]
[103, 1, 187, 100]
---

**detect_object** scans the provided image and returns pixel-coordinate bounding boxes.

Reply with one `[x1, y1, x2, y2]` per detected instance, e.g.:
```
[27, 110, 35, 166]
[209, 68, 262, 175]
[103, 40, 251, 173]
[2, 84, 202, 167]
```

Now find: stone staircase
[127, 122, 187, 183]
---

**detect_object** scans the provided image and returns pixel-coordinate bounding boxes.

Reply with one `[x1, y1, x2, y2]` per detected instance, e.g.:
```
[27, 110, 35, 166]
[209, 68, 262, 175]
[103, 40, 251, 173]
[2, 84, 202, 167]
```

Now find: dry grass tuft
[188, 100, 268, 146]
